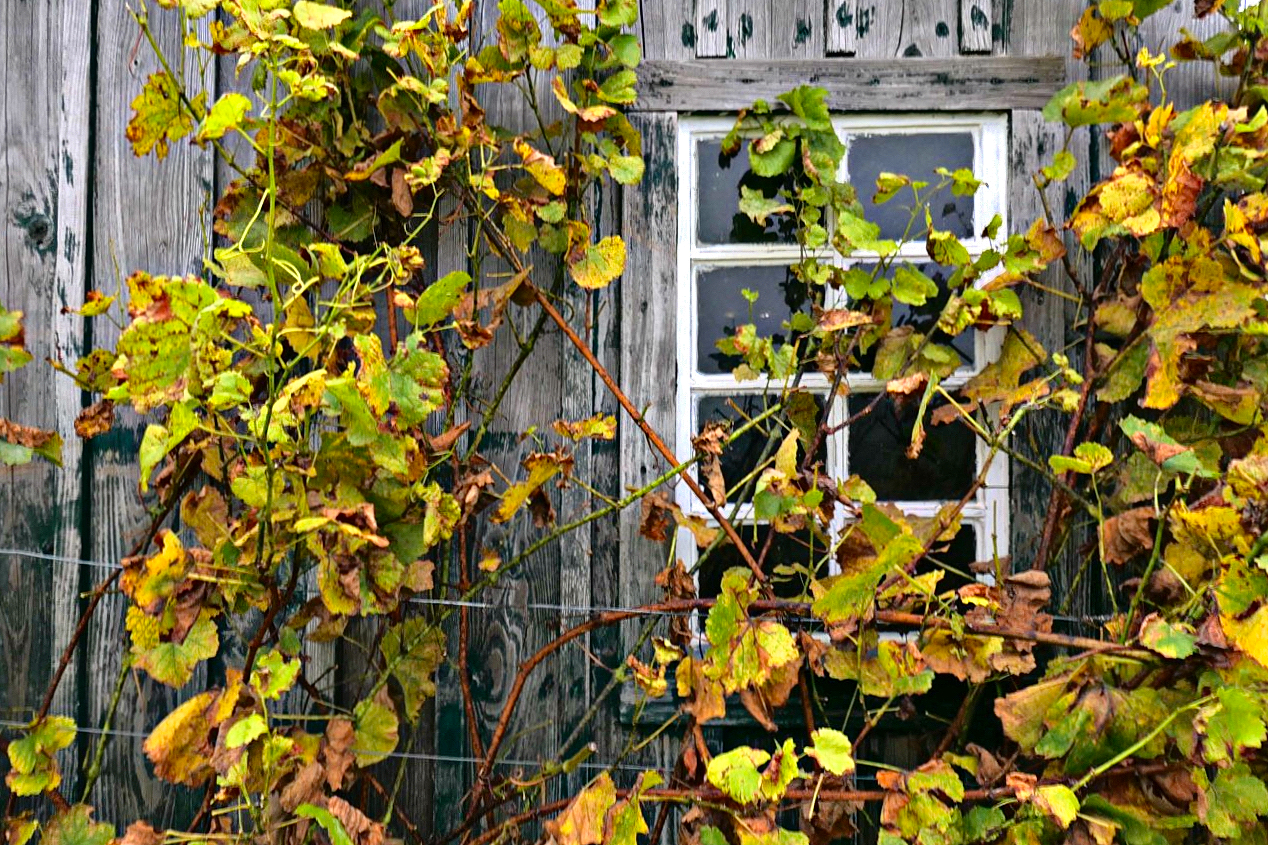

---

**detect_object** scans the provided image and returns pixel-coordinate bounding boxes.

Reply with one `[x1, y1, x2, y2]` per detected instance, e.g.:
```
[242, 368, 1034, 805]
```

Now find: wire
[0, 546, 1116, 625]
[0, 717, 654, 774]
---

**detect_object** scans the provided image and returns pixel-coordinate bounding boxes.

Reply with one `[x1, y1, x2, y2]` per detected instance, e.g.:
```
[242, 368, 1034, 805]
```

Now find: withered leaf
[1101, 506, 1157, 566]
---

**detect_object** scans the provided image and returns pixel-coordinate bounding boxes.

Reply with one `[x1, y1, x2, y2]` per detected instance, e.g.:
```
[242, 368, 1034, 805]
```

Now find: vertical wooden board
[429, 3, 573, 836]
[959, 0, 993, 53]
[1003, 0, 1077, 56]
[769, 0, 824, 58]
[731, 0, 772, 58]
[899, 0, 959, 57]
[81, 0, 215, 827]
[1137, 3, 1228, 108]
[618, 113, 677, 659]
[852, 0, 904, 57]
[825, 0, 858, 55]
[0, 0, 87, 801]
[697, 0, 731, 57]
[616, 115, 682, 814]
[638, 0, 698, 61]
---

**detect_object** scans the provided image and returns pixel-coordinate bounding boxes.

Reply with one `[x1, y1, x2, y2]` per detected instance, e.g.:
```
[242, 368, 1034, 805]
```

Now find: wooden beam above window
[631, 57, 1067, 113]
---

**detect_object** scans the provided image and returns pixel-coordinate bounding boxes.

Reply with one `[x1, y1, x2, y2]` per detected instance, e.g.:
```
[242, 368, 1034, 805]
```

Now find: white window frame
[674, 113, 1011, 600]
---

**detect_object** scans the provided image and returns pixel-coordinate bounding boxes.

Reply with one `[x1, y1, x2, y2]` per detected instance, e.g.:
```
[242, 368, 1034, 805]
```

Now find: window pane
[698, 526, 830, 600]
[697, 139, 797, 245]
[697, 264, 809, 375]
[918, 524, 977, 588]
[847, 394, 975, 500]
[849, 263, 975, 372]
[696, 393, 826, 499]
[849, 132, 975, 240]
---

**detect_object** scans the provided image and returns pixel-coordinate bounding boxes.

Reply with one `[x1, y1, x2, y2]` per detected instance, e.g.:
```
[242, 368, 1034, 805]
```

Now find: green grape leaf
[352, 698, 399, 766]
[382, 618, 446, 721]
[197, 92, 251, 142]
[805, 728, 855, 775]
[40, 806, 114, 845]
[706, 746, 770, 804]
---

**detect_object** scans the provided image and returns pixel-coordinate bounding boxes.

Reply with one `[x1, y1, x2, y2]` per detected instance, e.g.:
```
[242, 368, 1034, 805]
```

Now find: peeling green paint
[856, 5, 873, 38]
[835, 2, 853, 29]
[739, 12, 753, 45]
[935, 21, 950, 38]
[971, 5, 990, 29]
[703, 9, 718, 32]
[681, 22, 697, 48]
[794, 18, 812, 45]
[903, 43, 922, 57]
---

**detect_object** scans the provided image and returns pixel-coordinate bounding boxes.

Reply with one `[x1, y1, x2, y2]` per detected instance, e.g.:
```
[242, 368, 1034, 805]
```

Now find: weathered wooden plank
[82, 1, 215, 826]
[429, 2, 575, 835]
[1137, 2, 1228, 109]
[852, 0, 904, 57]
[824, 0, 858, 56]
[731, 0, 772, 59]
[696, 0, 730, 58]
[769, 0, 824, 58]
[617, 111, 680, 841]
[902, 0, 959, 58]
[632, 56, 1066, 112]
[638, 0, 697, 61]
[959, 0, 993, 54]
[618, 113, 677, 665]
[1, 0, 88, 806]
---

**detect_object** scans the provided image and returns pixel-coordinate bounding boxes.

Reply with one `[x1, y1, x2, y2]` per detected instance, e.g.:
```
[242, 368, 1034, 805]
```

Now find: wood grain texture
[637, 0, 697, 61]
[901, 0, 959, 58]
[617, 111, 681, 841]
[1, 0, 88, 804]
[617, 113, 677, 671]
[768, 0, 824, 59]
[852, 0, 904, 57]
[959, 0, 993, 54]
[824, 0, 858, 56]
[632, 56, 1066, 112]
[696, 0, 730, 58]
[81, 0, 215, 826]
[731, 0, 771, 59]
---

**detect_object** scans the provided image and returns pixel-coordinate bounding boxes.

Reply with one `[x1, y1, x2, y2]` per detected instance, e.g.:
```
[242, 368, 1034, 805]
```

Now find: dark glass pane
[697, 265, 809, 374]
[917, 525, 977, 588]
[847, 394, 975, 500]
[697, 139, 797, 245]
[698, 526, 829, 600]
[696, 394, 826, 498]
[849, 133, 975, 240]
[851, 263, 975, 372]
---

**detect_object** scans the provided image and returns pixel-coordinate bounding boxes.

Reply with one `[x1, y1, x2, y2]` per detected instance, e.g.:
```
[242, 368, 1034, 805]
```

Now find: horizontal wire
[0, 717, 654, 774]
[0, 547, 1116, 625]
[0, 717, 884, 785]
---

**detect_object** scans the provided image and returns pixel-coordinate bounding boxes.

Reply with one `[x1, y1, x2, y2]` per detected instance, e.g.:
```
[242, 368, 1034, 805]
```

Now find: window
[674, 114, 1010, 605]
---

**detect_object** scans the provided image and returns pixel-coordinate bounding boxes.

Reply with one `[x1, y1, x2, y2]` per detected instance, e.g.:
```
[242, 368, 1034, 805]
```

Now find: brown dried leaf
[279, 760, 326, 812]
[74, 399, 115, 439]
[390, 168, 413, 218]
[323, 717, 356, 790]
[1101, 506, 1157, 566]
[119, 821, 162, 845]
[640, 492, 674, 542]
[329, 796, 386, 845]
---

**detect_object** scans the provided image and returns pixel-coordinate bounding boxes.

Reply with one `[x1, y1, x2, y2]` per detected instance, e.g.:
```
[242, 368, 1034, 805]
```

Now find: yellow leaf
[514, 139, 566, 196]
[292, 0, 352, 29]
[143, 690, 219, 786]
[548, 773, 618, 845]
[568, 236, 626, 289]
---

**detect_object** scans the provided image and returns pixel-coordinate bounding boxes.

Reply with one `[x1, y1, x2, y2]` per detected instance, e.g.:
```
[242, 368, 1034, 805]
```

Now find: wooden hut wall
[0, 0, 1220, 835]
